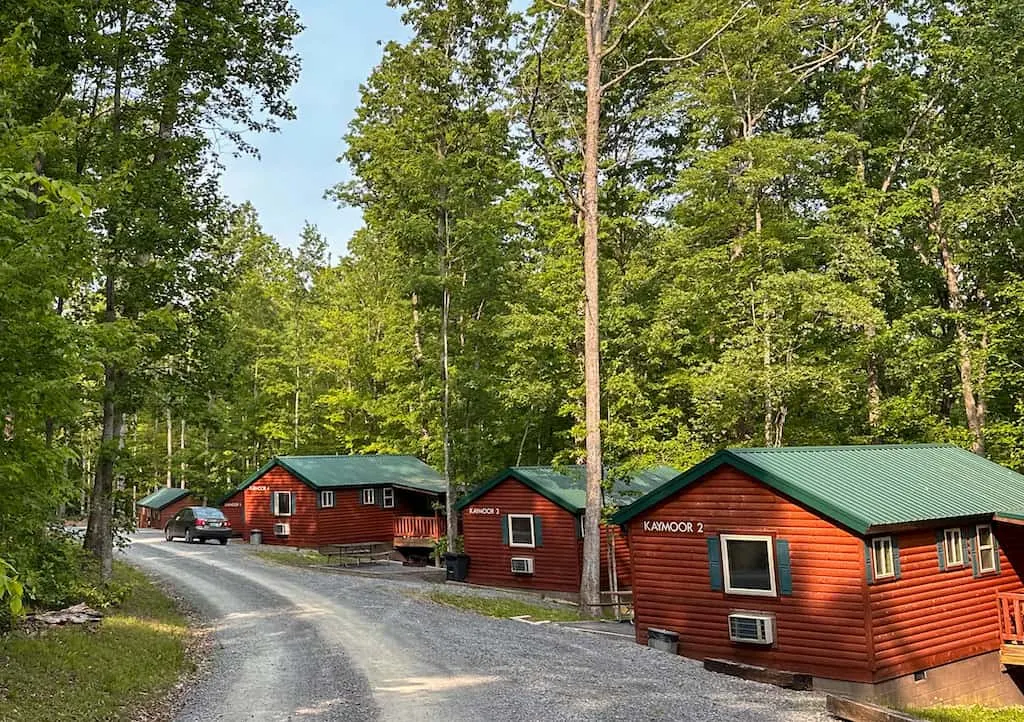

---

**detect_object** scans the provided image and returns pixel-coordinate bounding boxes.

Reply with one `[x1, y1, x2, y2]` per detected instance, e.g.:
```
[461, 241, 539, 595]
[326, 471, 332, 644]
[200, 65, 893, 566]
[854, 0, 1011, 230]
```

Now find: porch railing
[393, 515, 446, 540]
[997, 592, 1024, 644]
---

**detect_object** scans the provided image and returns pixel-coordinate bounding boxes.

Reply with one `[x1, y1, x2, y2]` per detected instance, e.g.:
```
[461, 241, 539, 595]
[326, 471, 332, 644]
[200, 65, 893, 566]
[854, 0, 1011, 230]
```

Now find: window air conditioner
[728, 612, 775, 645]
[273, 522, 290, 537]
[510, 557, 534, 574]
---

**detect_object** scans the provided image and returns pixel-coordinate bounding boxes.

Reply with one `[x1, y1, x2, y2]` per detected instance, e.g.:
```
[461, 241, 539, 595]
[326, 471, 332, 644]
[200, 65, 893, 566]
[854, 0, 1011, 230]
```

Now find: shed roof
[610, 444, 1024, 534]
[456, 465, 679, 515]
[137, 487, 190, 510]
[225, 455, 446, 501]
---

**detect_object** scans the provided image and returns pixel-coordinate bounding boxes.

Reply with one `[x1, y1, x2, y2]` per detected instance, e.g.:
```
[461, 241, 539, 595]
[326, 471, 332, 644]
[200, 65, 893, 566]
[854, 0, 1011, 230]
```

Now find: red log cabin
[611, 445, 1024, 707]
[219, 454, 446, 554]
[457, 465, 678, 596]
[136, 487, 195, 529]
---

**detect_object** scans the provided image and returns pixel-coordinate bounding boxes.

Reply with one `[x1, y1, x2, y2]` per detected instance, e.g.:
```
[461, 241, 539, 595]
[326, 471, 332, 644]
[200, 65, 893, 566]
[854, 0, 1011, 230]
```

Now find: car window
[181, 509, 193, 520]
[194, 508, 225, 519]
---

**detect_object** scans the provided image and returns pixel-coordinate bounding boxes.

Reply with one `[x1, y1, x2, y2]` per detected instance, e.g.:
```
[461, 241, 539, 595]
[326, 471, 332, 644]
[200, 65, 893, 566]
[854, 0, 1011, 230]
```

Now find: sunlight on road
[375, 674, 500, 695]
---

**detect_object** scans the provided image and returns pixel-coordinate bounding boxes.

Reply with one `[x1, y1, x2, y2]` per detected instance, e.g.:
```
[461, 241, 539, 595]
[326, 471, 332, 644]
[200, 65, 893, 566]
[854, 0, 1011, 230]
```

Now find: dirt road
[126, 532, 829, 721]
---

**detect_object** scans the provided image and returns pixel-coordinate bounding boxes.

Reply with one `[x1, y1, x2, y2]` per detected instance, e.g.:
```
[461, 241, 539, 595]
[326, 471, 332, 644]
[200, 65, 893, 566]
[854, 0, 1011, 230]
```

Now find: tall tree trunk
[930, 185, 985, 454]
[179, 418, 186, 488]
[438, 197, 457, 551]
[166, 407, 173, 487]
[579, 0, 606, 618]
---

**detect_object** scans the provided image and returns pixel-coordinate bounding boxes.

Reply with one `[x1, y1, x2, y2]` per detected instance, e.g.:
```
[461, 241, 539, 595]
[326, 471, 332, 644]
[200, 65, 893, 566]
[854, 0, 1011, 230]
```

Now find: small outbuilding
[611, 444, 1024, 707]
[456, 465, 678, 596]
[136, 487, 195, 529]
[219, 454, 446, 552]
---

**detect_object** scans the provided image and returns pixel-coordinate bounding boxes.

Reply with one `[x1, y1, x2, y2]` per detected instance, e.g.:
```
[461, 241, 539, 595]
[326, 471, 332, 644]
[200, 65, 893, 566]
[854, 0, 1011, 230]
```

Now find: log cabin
[219, 454, 446, 554]
[136, 487, 195, 529]
[457, 465, 678, 596]
[611, 444, 1024, 707]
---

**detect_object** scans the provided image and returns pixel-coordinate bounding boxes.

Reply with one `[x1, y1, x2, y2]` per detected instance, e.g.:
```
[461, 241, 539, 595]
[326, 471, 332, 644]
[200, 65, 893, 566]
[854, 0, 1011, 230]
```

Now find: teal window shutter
[576, 515, 583, 539]
[892, 536, 901, 579]
[501, 515, 509, 545]
[707, 536, 723, 592]
[995, 533, 1002, 573]
[315, 491, 322, 510]
[775, 539, 792, 595]
[864, 541, 875, 585]
[966, 526, 979, 578]
[935, 529, 946, 571]
[533, 515, 543, 546]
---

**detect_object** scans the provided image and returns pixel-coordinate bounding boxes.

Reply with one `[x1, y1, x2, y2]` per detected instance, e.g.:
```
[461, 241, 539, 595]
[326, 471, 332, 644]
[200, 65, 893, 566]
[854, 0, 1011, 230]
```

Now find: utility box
[249, 529, 263, 545]
[648, 627, 679, 655]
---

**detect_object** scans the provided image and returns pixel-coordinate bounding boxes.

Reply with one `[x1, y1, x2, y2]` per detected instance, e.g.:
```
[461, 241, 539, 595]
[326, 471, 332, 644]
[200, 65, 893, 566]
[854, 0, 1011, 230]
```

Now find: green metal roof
[224, 455, 446, 501]
[456, 465, 680, 515]
[610, 445, 1024, 534]
[136, 487, 190, 510]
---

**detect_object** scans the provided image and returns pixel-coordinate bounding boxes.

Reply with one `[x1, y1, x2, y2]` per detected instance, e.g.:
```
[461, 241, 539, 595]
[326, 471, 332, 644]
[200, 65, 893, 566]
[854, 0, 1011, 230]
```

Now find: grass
[0, 563, 191, 722]
[426, 590, 582, 622]
[910, 706, 1024, 722]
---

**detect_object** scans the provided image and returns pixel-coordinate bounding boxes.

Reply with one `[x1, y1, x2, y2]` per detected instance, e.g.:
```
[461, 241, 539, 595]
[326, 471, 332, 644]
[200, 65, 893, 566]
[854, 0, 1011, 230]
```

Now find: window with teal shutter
[501, 515, 509, 545]
[707, 536, 723, 591]
[533, 515, 543, 546]
[935, 529, 946, 571]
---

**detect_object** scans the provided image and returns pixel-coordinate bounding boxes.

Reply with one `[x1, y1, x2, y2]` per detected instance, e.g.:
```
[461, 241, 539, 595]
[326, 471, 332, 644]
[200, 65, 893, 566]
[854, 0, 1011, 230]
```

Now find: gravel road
[125, 531, 830, 722]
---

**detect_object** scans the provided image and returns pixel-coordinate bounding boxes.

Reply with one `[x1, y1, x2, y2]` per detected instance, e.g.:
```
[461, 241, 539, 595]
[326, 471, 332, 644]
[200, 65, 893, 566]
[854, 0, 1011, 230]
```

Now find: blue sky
[219, 2, 410, 258]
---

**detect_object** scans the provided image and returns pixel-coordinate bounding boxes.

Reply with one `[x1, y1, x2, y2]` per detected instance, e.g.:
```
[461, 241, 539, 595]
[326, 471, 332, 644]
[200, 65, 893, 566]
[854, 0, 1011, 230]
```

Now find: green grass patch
[426, 590, 581, 622]
[0, 562, 191, 722]
[909, 706, 1024, 722]
[253, 549, 335, 567]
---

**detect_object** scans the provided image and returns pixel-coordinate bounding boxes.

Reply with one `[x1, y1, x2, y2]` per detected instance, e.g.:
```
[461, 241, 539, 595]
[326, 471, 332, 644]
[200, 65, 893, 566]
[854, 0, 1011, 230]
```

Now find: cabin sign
[642, 520, 704, 534]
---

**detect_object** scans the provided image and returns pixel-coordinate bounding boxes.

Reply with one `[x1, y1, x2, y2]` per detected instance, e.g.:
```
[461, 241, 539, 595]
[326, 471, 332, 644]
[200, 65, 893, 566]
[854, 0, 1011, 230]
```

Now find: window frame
[943, 527, 964, 567]
[976, 523, 997, 573]
[382, 487, 395, 509]
[507, 514, 536, 548]
[361, 488, 375, 505]
[272, 491, 292, 517]
[320, 490, 335, 509]
[720, 533, 777, 598]
[872, 536, 896, 580]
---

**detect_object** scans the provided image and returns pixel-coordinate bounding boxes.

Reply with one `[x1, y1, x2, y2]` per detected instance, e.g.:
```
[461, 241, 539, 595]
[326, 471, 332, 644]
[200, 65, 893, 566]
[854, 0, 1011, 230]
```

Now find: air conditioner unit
[728, 612, 775, 645]
[273, 522, 290, 537]
[510, 557, 534, 574]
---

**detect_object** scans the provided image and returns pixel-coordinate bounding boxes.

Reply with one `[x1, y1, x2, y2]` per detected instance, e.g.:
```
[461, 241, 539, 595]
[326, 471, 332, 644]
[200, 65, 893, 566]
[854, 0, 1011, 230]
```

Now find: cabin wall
[220, 493, 245, 535]
[626, 466, 873, 683]
[316, 488, 411, 545]
[869, 522, 1024, 682]
[242, 466, 319, 546]
[461, 478, 581, 594]
[599, 525, 631, 590]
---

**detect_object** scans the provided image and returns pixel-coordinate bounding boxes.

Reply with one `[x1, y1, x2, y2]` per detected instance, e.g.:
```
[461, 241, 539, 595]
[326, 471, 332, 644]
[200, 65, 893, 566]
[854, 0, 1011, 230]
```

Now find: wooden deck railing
[997, 592, 1024, 644]
[393, 515, 446, 540]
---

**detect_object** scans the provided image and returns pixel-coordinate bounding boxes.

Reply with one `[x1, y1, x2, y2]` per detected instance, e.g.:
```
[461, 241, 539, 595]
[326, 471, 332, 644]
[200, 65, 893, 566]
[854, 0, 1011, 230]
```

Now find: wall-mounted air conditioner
[728, 612, 775, 645]
[273, 522, 290, 537]
[510, 557, 534, 574]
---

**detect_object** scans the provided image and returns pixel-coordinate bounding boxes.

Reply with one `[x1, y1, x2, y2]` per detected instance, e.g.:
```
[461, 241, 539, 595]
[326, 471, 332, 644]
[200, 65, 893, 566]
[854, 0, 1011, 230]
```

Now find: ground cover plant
[425, 590, 582, 623]
[0, 563, 190, 722]
[912, 707, 1024, 722]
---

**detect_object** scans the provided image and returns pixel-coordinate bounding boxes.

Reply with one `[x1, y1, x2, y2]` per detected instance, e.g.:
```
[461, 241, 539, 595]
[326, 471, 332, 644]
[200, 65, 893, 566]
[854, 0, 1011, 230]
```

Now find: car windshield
[193, 508, 225, 519]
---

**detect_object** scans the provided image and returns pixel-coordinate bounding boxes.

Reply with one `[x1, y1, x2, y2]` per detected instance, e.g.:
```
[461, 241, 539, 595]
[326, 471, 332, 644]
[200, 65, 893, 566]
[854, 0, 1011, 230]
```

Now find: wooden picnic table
[317, 542, 392, 567]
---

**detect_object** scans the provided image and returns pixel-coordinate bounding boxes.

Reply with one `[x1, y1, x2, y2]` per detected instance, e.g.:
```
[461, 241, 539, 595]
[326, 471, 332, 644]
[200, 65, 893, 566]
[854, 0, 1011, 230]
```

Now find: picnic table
[317, 542, 392, 567]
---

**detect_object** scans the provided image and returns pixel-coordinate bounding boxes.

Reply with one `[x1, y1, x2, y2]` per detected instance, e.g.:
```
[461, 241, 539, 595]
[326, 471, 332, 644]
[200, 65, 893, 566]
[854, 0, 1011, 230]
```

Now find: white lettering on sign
[642, 520, 704, 534]
[223, 502, 241, 508]
[468, 507, 500, 515]
[250, 485, 269, 492]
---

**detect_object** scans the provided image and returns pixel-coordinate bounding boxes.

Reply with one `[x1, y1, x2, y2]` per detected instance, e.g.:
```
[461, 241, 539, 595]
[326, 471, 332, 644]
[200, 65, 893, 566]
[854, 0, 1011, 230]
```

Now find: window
[382, 487, 395, 509]
[872, 536, 896, 579]
[320, 490, 335, 508]
[361, 488, 375, 505]
[508, 515, 536, 547]
[943, 528, 964, 567]
[272, 491, 292, 516]
[977, 524, 997, 573]
[721, 534, 776, 597]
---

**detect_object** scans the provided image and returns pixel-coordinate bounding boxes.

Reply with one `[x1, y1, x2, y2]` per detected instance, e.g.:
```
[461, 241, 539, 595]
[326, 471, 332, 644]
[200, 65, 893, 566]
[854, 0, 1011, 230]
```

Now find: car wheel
[185, 529, 194, 544]
[219, 538, 228, 546]
[164, 527, 173, 542]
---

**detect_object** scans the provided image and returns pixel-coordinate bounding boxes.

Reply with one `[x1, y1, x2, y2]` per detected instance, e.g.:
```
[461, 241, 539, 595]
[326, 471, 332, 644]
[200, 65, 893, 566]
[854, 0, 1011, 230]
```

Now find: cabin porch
[393, 515, 446, 548]
[998, 593, 1024, 666]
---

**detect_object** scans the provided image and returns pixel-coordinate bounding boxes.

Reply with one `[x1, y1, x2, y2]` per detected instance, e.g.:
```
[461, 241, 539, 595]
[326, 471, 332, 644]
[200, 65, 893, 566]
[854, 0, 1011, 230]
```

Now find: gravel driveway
[125, 531, 830, 721]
